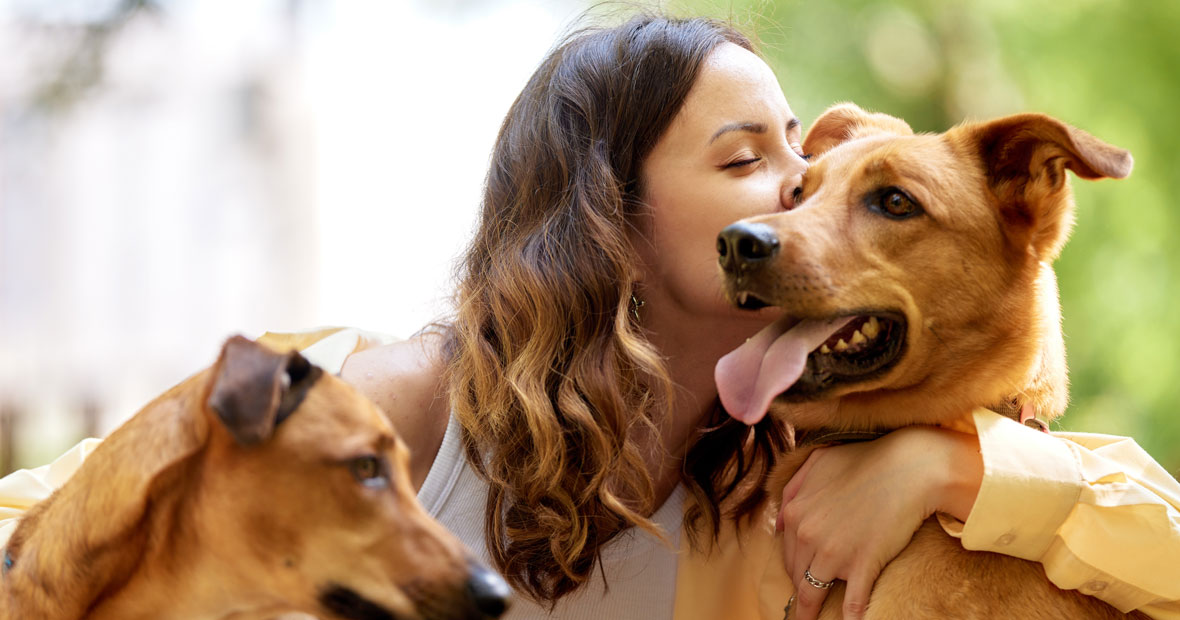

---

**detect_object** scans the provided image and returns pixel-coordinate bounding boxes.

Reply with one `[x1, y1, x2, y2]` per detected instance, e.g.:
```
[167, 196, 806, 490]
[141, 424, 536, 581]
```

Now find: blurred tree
[678, 0, 1180, 474]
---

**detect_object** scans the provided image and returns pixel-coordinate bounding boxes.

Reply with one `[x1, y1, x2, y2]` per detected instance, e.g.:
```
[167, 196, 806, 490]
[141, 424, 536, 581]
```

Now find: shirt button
[1084, 580, 1108, 592]
[995, 532, 1016, 546]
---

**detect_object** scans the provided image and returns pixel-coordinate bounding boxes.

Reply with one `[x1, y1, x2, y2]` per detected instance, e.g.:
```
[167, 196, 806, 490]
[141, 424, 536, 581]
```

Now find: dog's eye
[349, 455, 389, 488]
[871, 188, 923, 219]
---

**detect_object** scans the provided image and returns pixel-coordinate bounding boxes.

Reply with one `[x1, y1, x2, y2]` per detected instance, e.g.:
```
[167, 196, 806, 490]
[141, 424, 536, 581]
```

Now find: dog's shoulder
[340, 335, 450, 489]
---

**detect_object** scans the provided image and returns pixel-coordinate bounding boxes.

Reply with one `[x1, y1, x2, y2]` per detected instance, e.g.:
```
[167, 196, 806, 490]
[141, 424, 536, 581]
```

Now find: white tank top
[417, 414, 685, 620]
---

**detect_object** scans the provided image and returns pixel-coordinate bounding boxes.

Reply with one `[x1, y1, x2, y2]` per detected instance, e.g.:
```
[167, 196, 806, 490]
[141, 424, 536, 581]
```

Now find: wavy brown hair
[443, 13, 790, 603]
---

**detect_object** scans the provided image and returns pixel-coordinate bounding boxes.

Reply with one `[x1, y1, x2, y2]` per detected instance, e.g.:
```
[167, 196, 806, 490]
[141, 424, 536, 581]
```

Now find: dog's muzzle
[718, 221, 781, 310]
[717, 221, 780, 274]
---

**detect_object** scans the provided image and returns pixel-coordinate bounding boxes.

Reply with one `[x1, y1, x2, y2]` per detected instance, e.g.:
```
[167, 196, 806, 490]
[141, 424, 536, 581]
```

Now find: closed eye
[724, 157, 762, 169]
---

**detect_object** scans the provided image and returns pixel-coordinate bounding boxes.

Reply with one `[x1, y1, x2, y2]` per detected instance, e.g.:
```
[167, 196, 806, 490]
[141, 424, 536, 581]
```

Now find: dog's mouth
[320, 584, 402, 620]
[787, 312, 906, 398]
[319, 576, 509, 620]
[734, 290, 773, 311]
[715, 309, 906, 425]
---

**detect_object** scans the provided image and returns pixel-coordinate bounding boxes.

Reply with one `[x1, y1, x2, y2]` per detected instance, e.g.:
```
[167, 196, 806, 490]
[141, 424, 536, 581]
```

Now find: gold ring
[804, 568, 835, 590]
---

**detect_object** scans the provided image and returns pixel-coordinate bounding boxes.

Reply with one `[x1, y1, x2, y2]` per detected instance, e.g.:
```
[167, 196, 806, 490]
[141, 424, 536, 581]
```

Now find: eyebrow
[710, 118, 801, 144]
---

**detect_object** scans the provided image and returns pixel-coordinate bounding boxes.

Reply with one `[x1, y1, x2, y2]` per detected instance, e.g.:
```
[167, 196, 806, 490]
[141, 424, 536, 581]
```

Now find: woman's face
[637, 42, 808, 321]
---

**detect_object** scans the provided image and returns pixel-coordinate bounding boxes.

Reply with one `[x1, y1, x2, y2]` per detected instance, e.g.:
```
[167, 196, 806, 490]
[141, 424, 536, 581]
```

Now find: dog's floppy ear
[802, 102, 914, 158]
[959, 113, 1132, 260]
[207, 335, 323, 445]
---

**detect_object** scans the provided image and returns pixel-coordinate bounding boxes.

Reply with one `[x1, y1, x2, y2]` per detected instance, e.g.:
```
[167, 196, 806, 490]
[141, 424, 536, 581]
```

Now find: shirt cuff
[956, 409, 1084, 560]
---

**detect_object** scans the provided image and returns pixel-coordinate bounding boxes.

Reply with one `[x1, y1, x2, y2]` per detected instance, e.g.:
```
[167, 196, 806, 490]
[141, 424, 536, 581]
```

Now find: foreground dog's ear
[802, 102, 914, 157]
[961, 114, 1132, 260]
[208, 335, 323, 445]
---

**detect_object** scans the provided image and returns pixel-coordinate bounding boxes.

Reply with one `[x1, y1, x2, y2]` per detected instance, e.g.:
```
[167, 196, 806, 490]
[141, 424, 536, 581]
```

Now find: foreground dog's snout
[466, 563, 511, 618]
[717, 221, 780, 272]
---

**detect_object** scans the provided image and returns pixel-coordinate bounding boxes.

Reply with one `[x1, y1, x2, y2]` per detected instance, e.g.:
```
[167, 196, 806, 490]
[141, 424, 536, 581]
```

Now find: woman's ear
[802, 102, 913, 158]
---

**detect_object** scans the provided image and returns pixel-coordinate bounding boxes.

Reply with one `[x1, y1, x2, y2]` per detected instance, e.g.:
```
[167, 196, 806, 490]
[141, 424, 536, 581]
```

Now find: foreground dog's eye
[350, 455, 389, 488]
[871, 188, 923, 219]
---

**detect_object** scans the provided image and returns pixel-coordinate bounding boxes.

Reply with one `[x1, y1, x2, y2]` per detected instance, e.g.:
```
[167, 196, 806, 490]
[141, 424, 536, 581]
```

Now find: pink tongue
[715, 316, 853, 424]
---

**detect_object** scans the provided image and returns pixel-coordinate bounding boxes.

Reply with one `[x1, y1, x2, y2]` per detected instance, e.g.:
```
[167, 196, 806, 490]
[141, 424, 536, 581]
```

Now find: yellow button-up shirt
[673, 408, 1180, 619]
[3, 328, 1179, 618]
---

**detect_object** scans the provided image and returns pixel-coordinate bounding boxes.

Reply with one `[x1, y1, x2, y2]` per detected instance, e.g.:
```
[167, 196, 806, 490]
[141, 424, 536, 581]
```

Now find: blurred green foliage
[680, 0, 1180, 474]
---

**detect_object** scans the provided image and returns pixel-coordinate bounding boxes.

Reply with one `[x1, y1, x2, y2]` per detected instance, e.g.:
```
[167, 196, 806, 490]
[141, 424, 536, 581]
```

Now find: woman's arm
[338, 333, 451, 492]
[778, 425, 982, 620]
[947, 410, 1180, 618]
[778, 411, 1180, 620]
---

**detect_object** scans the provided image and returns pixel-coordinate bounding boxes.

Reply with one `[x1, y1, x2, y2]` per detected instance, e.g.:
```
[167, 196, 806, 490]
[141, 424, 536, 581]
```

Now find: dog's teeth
[834, 338, 849, 352]
[863, 317, 880, 339]
[820, 344, 831, 354]
[851, 330, 867, 345]
[738, 291, 749, 305]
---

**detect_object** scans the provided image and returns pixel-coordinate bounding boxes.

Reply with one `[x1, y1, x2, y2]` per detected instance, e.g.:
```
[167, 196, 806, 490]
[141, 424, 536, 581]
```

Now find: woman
[338, 13, 1180, 620]
[3, 12, 1179, 620]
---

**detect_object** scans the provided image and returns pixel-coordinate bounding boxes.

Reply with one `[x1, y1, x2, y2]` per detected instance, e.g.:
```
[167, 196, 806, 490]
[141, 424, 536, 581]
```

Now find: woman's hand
[778, 426, 983, 620]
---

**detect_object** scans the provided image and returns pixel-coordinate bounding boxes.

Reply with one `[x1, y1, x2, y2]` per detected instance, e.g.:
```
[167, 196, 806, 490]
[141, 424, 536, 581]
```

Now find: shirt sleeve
[937, 408, 1180, 618]
[0, 438, 103, 547]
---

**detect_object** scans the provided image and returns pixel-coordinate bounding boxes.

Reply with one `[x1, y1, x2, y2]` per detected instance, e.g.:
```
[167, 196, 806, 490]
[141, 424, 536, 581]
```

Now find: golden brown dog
[0, 336, 510, 620]
[714, 103, 1146, 619]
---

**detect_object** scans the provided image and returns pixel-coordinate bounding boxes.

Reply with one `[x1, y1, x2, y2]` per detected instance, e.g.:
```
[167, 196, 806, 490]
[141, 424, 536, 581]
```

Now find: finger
[780, 520, 797, 580]
[789, 543, 821, 620]
[785, 506, 818, 586]
[791, 567, 834, 620]
[781, 448, 823, 506]
[841, 564, 879, 620]
[790, 545, 812, 599]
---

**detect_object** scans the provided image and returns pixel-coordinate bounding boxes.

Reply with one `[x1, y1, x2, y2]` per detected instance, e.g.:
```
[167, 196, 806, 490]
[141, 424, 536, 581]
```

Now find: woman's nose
[781, 181, 803, 210]
[780, 154, 808, 210]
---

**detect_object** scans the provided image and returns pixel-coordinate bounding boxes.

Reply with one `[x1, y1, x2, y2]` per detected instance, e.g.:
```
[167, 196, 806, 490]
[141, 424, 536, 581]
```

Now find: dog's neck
[1003, 261, 1069, 421]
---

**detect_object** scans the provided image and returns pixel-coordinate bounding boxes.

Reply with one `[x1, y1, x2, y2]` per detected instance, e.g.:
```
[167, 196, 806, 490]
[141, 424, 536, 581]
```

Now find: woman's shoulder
[339, 333, 451, 490]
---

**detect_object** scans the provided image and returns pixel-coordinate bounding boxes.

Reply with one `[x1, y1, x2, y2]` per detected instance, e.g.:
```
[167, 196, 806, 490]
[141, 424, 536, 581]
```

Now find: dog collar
[794, 428, 888, 448]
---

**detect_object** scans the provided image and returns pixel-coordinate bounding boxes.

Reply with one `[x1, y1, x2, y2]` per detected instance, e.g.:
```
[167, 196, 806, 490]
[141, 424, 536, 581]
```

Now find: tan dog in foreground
[1, 336, 510, 620]
[714, 104, 1147, 619]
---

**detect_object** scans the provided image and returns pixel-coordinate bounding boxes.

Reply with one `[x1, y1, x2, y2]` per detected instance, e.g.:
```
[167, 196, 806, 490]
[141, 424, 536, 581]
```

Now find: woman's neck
[637, 302, 775, 508]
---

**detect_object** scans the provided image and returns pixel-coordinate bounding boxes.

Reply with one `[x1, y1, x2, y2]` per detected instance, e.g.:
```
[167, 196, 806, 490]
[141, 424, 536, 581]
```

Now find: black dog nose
[717, 221, 780, 272]
[466, 564, 511, 618]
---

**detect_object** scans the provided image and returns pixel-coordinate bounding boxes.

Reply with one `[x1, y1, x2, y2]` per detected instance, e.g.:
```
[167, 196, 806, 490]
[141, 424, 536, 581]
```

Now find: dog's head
[197, 336, 511, 620]
[715, 103, 1131, 430]
[3, 336, 509, 620]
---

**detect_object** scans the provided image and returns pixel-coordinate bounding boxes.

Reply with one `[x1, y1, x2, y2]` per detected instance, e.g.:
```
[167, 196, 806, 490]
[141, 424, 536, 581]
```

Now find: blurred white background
[0, 0, 580, 469]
